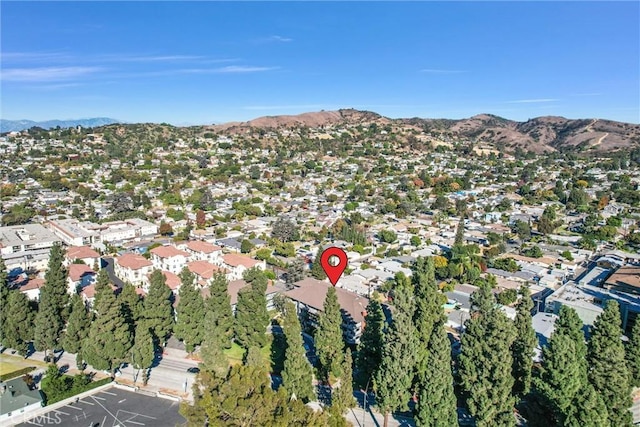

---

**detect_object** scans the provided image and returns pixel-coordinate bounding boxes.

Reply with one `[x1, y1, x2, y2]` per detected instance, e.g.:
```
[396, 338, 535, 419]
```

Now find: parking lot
[17, 387, 186, 427]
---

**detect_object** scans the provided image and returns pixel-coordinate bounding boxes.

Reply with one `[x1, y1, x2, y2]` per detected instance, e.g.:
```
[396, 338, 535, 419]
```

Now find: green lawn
[222, 336, 279, 371]
[0, 353, 47, 380]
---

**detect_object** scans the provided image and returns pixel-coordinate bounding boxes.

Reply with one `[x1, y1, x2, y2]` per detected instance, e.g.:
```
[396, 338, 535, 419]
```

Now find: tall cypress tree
[356, 299, 385, 388]
[4, 290, 35, 356]
[587, 300, 633, 427]
[315, 286, 345, 380]
[235, 269, 269, 349]
[416, 321, 458, 427]
[0, 258, 8, 347]
[175, 267, 205, 353]
[207, 273, 234, 348]
[627, 319, 640, 387]
[119, 282, 142, 324]
[34, 243, 69, 359]
[533, 306, 605, 426]
[310, 255, 327, 280]
[413, 257, 443, 380]
[281, 301, 315, 402]
[512, 286, 536, 397]
[144, 270, 174, 346]
[62, 294, 92, 354]
[199, 310, 229, 378]
[459, 286, 516, 427]
[131, 320, 155, 385]
[374, 283, 418, 427]
[82, 279, 132, 374]
[331, 348, 356, 414]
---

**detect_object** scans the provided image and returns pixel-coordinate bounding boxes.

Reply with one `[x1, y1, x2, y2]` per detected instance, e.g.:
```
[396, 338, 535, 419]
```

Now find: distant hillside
[0, 117, 120, 133]
[214, 109, 640, 154]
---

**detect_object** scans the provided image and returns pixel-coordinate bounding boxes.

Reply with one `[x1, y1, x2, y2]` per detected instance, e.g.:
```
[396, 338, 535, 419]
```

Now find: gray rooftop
[0, 377, 43, 416]
[0, 224, 60, 247]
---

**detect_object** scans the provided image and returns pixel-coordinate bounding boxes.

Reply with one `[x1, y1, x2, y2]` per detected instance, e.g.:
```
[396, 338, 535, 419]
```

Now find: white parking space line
[93, 395, 106, 400]
[101, 390, 117, 396]
[54, 409, 70, 416]
[66, 405, 84, 411]
[101, 415, 107, 426]
[79, 399, 95, 405]
[118, 398, 127, 403]
[126, 421, 145, 426]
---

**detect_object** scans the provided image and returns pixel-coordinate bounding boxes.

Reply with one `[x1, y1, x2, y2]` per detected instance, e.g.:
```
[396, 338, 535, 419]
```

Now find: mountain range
[0, 118, 120, 133]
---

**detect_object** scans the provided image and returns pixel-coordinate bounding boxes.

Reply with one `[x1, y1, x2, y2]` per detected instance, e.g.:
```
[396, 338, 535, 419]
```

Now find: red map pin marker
[319, 247, 348, 286]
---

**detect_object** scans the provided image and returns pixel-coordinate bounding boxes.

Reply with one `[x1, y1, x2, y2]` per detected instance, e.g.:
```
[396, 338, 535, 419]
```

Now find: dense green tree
[310, 254, 327, 280]
[454, 217, 465, 246]
[534, 306, 603, 426]
[82, 279, 133, 374]
[4, 291, 35, 355]
[413, 257, 444, 380]
[356, 299, 385, 388]
[119, 282, 142, 324]
[512, 287, 536, 397]
[286, 258, 306, 284]
[315, 286, 345, 380]
[199, 310, 229, 378]
[62, 294, 92, 355]
[144, 270, 174, 346]
[627, 320, 640, 387]
[0, 258, 9, 347]
[415, 322, 458, 427]
[174, 268, 205, 353]
[93, 268, 111, 309]
[272, 215, 300, 242]
[235, 269, 269, 349]
[34, 243, 69, 359]
[378, 229, 397, 244]
[374, 283, 418, 427]
[587, 300, 633, 427]
[281, 302, 315, 402]
[512, 220, 531, 241]
[331, 349, 356, 415]
[131, 321, 155, 385]
[459, 286, 517, 427]
[205, 273, 234, 348]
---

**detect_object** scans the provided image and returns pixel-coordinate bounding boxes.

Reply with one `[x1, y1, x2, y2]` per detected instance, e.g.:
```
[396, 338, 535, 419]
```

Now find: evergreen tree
[119, 282, 142, 324]
[374, 283, 418, 427]
[62, 294, 91, 355]
[416, 322, 458, 427]
[206, 273, 234, 348]
[34, 243, 69, 359]
[311, 255, 327, 280]
[627, 319, 640, 387]
[281, 302, 315, 402]
[331, 348, 356, 415]
[199, 310, 230, 379]
[174, 268, 205, 353]
[454, 216, 465, 246]
[286, 258, 306, 284]
[564, 385, 608, 427]
[93, 268, 111, 309]
[459, 286, 517, 427]
[512, 286, 536, 397]
[533, 306, 600, 426]
[0, 258, 9, 347]
[4, 291, 35, 356]
[315, 286, 345, 380]
[587, 300, 633, 427]
[131, 321, 155, 385]
[234, 269, 269, 349]
[356, 299, 385, 388]
[144, 270, 174, 346]
[82, 279, 132, 374]
[413, 257, 443, 380]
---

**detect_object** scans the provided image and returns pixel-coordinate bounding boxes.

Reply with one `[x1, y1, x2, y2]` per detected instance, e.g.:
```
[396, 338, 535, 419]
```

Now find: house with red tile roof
[115, 253, 153, 286]
[81, 283, 118, 308]
[65, 246, 101, 269]
[186, 260, 229, 287]
[179, 240, 223, 265]
[221, 253, 266, 280]
[67, 264, 96, 294]
[150, 245, 191, 274]
[146, 270, 181, 294]
[20, 278, 44, 301]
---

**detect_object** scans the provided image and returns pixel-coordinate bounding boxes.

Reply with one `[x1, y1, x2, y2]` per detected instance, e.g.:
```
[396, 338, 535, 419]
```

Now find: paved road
[102, 257, 125, 288]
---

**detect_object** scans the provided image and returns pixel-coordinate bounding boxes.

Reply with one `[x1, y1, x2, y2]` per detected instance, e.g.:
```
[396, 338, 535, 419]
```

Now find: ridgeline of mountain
[0, 117, 120, 133]
[214, 109, 640, 154]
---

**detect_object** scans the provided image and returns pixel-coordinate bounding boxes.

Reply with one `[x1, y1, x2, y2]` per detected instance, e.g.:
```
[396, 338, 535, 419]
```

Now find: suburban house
[179, 240, 223, 265]
[67, 263, 96, 294]
[65, 246, 101, 269]
[148, 270, 181, 294]
[0, 377, 44, 423]
[150, 245, 191, 275]
[187, 260, 228, 287]
[115, 253, 153, 286]
[221, 253, 266, 281]
[20, 278, 44, 301]
[284, 277, 369, 345]
[603, 266, 640, 296]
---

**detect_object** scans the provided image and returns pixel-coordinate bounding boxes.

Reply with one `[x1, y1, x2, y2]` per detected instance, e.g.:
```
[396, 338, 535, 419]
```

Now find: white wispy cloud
[1, 66, 103, 82]
[257, 35, 293, 43]
[95, 54, 206, 62]
[1, 51, 74, 62]
[506, 98, 559, 104]
[212, 65, 278, 73]
[420, 69, 466, 74]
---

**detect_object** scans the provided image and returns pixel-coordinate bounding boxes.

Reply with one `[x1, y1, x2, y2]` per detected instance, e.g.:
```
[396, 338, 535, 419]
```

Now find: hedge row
[0, 366, 36, 381]
[44, 377, 113, 406]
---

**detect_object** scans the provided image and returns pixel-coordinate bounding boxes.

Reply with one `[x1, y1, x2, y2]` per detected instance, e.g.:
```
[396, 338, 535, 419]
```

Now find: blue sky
[2, 1, 639, 124]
